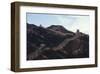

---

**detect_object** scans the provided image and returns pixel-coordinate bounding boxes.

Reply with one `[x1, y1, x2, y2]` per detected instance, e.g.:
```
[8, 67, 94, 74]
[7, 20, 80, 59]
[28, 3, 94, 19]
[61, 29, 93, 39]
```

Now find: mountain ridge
[27, 23, 89, 60]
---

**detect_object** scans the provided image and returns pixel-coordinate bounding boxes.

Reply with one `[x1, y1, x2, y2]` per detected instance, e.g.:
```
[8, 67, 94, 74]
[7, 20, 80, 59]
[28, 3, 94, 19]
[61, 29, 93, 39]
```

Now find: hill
[27, 23, 89, 60]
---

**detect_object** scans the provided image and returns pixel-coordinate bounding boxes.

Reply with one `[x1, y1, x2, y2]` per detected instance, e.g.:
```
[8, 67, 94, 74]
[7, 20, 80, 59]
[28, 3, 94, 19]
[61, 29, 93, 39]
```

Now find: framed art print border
[11, 2, 98, 72]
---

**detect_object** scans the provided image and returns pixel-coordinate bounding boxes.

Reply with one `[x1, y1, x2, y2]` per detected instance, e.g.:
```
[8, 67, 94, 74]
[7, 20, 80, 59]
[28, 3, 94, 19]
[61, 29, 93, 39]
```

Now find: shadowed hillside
[27, 23, 89, 60]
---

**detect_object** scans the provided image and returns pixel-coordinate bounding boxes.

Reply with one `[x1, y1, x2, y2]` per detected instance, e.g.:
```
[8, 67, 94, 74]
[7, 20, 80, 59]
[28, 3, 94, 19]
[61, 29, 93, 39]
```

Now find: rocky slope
[27, 23, 89, 60]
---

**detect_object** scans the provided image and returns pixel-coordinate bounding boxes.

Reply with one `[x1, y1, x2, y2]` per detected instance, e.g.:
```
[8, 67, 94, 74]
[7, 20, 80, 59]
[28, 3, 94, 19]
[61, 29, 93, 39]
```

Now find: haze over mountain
[27, 23, 89, 60]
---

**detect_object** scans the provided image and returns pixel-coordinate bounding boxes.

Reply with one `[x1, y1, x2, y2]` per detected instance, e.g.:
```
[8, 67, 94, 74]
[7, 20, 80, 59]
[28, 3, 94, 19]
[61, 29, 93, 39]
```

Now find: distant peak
[47, 25, 65, 29]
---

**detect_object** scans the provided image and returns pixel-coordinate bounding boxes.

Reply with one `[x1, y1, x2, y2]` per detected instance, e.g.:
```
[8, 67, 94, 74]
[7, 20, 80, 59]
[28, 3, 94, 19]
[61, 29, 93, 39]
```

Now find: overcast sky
[26, 13, 90, 34]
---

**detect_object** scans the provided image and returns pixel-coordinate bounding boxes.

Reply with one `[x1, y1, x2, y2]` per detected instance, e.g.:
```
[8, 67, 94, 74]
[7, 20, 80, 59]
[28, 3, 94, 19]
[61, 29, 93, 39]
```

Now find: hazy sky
[26, 13, 90, 34]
